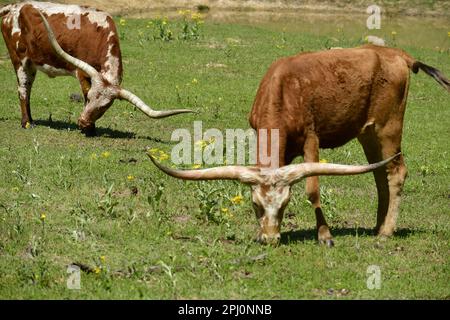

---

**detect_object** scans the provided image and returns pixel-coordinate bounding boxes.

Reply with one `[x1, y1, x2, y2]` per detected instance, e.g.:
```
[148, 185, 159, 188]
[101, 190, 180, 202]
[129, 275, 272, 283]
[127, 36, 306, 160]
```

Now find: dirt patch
[56, 0, 450, 18]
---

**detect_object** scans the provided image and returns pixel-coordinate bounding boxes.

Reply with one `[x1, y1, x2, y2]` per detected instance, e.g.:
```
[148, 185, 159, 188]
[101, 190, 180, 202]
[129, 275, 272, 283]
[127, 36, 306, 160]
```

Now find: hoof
[377, 234, 390, 242]
[319, 238, 335, 247]
[377, 228, 394, 239]
[21, 121, 35, 129]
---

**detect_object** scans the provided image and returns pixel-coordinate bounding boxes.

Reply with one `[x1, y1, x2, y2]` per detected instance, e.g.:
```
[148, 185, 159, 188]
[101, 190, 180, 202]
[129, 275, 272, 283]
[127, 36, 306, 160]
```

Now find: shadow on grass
[34, 119, 135, 139]
[34, 119, 172, 143]
[281, 227, 419, 244]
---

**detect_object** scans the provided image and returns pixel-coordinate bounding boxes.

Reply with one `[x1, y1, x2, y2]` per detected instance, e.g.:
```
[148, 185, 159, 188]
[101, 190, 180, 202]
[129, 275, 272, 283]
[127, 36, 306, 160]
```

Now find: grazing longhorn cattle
[0, 1, 191, 136]
[150, 45, 449, 245]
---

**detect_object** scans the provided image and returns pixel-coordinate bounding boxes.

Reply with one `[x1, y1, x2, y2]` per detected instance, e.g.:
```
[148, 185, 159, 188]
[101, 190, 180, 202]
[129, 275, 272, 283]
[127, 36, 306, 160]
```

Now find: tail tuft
[413, 61, 450, 92]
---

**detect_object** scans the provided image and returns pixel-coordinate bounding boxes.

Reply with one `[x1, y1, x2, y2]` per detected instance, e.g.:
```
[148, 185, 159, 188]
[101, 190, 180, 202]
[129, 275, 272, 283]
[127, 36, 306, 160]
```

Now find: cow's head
[38, 11, 192, 135]
[149, 153, 400, 244]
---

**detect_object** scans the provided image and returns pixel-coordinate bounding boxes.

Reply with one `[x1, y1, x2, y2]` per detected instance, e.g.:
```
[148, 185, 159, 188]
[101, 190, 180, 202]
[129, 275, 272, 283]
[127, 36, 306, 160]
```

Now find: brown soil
[55, 0, 450, 18]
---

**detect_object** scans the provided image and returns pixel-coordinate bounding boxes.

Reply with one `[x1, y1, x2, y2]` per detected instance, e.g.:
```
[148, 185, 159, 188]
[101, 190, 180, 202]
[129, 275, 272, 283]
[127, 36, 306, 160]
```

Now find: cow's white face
[251, 182, 292, 244]
[78, 83, 118, 134]
[87, 85, 116, 110]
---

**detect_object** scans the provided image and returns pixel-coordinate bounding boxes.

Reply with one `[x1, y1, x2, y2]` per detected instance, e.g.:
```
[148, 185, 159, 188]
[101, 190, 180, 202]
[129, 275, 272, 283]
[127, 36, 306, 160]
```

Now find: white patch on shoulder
[9, 3, 25, 36]
[102, 43, 120, 85]
[36, 64, 74, 77]
[29, 1, 111, 29]
[107, 31, 115, 41]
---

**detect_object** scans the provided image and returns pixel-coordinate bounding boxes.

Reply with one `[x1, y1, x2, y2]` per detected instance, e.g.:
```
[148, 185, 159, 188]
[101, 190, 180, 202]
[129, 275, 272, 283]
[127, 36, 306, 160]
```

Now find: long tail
[372, 45, 450, 93]
[0, 4, 12, 17]
[411, 61, 450, 92]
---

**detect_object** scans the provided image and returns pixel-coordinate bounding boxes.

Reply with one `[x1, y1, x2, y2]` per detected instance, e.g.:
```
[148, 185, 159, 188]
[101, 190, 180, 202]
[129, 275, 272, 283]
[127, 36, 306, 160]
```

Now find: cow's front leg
[76, 70, 92, 104]
[304, 132, 334, 247]
[16, 61, 36, 128]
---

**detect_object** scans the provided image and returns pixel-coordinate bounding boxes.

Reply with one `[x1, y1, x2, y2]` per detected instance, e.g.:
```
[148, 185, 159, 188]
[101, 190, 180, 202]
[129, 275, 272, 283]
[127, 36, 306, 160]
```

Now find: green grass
[0, 14, 449, 299]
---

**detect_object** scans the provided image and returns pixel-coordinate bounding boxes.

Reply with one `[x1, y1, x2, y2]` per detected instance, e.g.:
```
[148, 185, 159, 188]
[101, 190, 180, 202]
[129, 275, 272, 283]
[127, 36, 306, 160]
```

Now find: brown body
[249, 44, 449, 244]
[1, 2, 190, 135]
[149, 45, 447, 245]
[150, 45, 448, 245]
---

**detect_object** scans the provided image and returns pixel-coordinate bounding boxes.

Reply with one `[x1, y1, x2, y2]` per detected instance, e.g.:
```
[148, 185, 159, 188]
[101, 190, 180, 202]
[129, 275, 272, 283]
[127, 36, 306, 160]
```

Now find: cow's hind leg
[358, 124, 407, 238]
[377, 134, 407, 237]
[304, 132, 334, 247]
[16, 60, 36, 128]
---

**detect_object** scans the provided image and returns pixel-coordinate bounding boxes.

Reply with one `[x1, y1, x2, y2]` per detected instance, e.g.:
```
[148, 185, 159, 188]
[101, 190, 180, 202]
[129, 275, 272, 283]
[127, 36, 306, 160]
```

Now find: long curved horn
[38, 11, 99, 80]
[148, 153, 262, 184]
[119, 89, 193, 118]
[38, 10, 193, 118]
[281, 153, 401, 185]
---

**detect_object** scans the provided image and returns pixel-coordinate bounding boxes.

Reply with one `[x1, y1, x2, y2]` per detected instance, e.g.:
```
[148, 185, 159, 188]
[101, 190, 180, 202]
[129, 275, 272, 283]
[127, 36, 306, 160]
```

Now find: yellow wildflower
[158, 151, 169, 161]
[192, 78, 198, 84]
[127, 175, 135, 181]
[230, 195, 244, 205]
[192, 164, 202, 169]
[448, 31, 450, 38]
[40, 213, 46, 221]
[90, 153, 98, 160]
[391, 31, 397, 36]
[319, 159, 328, 163]
[93, 267, 101, 274]
[221, 208, 233, 219]
[101, 151, 111, 158]
[119, 18, 126, 26]
[100, 256, 106, 263]
[191, 13, 203, 21]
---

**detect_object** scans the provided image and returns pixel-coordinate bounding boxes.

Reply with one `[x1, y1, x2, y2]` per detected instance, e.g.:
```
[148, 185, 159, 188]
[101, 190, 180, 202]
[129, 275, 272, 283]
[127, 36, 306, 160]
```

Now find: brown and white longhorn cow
[0, 1, 191, 136]
[150, 45, 449, 245]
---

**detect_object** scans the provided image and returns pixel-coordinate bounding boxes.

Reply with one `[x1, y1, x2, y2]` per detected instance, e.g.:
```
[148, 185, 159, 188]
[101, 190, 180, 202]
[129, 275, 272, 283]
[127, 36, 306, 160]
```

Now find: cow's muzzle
[257, 231, 281, 245]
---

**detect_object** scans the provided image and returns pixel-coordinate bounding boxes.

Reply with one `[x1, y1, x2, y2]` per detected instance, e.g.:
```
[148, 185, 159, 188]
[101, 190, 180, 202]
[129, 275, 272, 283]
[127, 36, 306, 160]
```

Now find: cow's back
[250, 46, 411, 150]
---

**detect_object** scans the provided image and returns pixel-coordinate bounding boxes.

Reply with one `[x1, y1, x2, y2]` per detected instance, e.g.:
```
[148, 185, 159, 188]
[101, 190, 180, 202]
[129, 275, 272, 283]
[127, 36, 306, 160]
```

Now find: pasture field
[0, 8, 449, 299]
